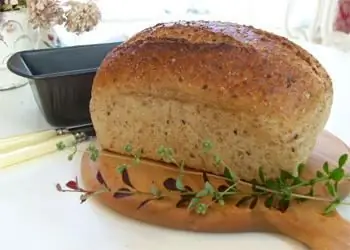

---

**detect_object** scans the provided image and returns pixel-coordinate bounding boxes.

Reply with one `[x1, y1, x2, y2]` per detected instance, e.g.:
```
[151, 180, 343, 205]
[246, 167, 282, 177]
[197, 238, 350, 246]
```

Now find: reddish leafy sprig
[56, 172, 109, 203]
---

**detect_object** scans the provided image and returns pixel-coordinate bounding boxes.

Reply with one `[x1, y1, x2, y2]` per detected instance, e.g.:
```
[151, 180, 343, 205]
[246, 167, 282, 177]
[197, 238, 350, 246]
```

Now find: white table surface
[0, 40, 349, 250]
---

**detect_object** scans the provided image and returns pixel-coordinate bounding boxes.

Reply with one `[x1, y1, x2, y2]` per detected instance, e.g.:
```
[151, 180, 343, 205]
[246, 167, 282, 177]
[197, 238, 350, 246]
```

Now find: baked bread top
[92, 20, 332, 121]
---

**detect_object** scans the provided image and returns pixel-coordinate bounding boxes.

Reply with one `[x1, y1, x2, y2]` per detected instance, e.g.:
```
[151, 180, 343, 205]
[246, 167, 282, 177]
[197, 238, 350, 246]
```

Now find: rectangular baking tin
[7, 42, 122, 127]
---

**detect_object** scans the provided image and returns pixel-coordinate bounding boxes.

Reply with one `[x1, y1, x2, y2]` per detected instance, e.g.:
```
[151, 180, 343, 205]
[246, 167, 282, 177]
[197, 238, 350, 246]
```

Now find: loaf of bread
[90, 21, 333, 180]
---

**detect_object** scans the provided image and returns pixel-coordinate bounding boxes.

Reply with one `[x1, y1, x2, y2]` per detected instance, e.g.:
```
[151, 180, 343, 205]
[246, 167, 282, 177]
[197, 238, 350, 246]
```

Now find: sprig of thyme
[56, 140, 350, 216]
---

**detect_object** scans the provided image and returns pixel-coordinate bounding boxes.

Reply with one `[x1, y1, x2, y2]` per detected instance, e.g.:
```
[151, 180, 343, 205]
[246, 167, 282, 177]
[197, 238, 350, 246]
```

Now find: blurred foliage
[1, 0, 27, 12]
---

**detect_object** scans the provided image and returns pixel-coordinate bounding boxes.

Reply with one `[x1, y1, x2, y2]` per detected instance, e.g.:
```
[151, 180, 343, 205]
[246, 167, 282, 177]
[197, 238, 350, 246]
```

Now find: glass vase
[0, 8, 34, 91]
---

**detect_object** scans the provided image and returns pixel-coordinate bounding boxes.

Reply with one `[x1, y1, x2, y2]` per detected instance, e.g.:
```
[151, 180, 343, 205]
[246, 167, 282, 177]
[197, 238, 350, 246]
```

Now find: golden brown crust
[81, 131, 350, 250]
[92, 21, 332, 119]
[90, 21, 333, 180]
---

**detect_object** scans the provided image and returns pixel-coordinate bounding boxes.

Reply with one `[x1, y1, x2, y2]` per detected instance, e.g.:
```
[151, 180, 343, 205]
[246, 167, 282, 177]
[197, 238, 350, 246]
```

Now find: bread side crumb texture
[90, 21, 333, 180]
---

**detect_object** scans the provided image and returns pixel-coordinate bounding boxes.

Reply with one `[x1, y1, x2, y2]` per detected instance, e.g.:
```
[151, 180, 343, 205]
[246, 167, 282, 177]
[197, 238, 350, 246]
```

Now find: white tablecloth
[0, 40, 349, 250]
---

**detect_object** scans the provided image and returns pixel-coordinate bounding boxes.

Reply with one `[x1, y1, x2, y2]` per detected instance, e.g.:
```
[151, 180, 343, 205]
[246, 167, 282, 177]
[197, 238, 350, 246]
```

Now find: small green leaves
[59, 140, 350, 218]
[323, 198, 341, 215]
[279, 169, 294, 182]
[150, 183, 161, 198]
[316, 170, 325, 178]
[157, 146, 174, 163]
[323, 162, 329, 174]
[195, 203, 208, 215]
[188, 197, 200, 210]
[175, 176, 185, 191]
[117, 164, 128, 174]
[87, 143, 99, 161]
[278, 199, 290, 213]
[56, 141, 66, 151]
[204, 182, 215, 195]
[297, 163, 305, 177]
[330, 168, 345, 182]
[123, 144, 133, 153]
[264, 195, 274, 208]
[265, 179, 279, 190]
[326, 182, 337, 197]
[224, 167, 236, 184]
[202, 140, 213, 153]
[213, 154, 222, 166]
[338, 154, 348, 168]
[133, 148, 143, 164]
[258, 167, 265, 183]
[195, 188, 209, 198]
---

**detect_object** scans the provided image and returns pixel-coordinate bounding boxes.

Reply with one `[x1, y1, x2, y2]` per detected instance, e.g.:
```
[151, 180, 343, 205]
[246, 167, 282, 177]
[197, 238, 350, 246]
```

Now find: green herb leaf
[297, 163, 305, 177]
[323, 198, 341, 215]
[67, 154, 74, 161]
[204, 181, 215, 195]
[150, 183, 161, 197]
[264, 195, 274, 208]
[188, 197, 200, 210]
[316, 170, 325, 178]
[323, 162, 330, 174]
[196, 189, 209, 198]
[224, 167, 236, 184]
[157, 146, 175, 163]
[176, 176, 185, 191]
[123, 144, 133, 153]
[292, 177, 303, 186]
[117, 164, 128, 174]
[326, 182, 337, 197]
[265, 179, 278, 190]
[330, 168, 345, 182]
[87, 144, 99, 161]
[202, 140, 213, 153]
[56, 141, 66, 151]
[258, 167, 265, 183]
[278, 199, 290, 212]
[338, 154, 348, 168]
[133, 157, 141, 165]
[195, 203, 208, 215]
[280, 170, 294, 182]
[307, 186, 315, 197]
[213, 154, 222, 166]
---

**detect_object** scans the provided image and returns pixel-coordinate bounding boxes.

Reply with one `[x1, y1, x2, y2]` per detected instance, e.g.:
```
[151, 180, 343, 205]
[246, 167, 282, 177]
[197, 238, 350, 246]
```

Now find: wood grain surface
[81, 130, 350, 250]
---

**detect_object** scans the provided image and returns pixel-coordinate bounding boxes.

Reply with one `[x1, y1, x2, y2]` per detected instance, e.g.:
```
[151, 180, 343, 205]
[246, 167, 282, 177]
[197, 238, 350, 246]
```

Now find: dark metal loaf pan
[7, 42, 123, 127]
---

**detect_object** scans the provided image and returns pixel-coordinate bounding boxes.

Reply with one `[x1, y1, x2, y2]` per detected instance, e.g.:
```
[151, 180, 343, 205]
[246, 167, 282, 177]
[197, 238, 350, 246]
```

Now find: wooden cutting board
[81, 130, 350, 250]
